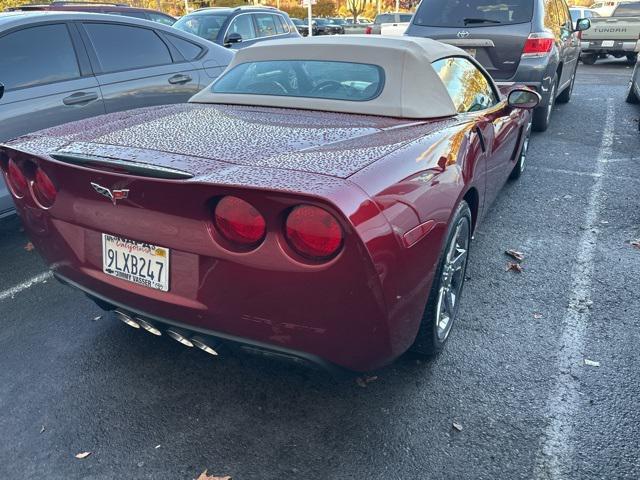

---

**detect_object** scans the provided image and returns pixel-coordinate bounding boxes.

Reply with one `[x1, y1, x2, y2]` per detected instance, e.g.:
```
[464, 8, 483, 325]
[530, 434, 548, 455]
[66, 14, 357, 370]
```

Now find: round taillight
[33, 167, 57, 207]
[7, 159, 28, 197]
[214, 196, 266, 247]
[285, 205, 343, 260]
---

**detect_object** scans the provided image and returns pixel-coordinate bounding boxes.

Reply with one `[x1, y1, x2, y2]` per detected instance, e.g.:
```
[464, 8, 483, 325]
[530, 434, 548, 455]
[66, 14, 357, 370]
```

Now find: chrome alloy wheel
[519, 122, 532, 173]
[435, 217, 470, 341]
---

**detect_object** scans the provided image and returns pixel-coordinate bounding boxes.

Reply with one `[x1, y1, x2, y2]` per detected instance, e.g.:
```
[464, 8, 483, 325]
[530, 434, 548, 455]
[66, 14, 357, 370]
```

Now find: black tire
[556, 66, 576, 104]
[510, 121, 532, 181]
[410, 201, 472, 357]
[626, 53, 638, 65]
[532, 74, 557, 132]
[581, 53, 598, 65]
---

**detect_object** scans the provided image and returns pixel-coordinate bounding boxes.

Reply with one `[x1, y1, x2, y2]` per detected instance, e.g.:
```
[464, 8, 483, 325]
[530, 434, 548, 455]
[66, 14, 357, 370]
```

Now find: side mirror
[575, 18, 591, 32]
[508, 88, 541, 110]
[0, 83, 4, 100]
[224, 32, 242, 47]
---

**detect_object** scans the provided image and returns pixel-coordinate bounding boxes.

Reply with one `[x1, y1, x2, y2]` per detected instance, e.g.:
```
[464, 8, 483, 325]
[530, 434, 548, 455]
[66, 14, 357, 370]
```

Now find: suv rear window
[212, 60, 384, 102]
[413, 0, 534, 27]
[613, 2, 640, 16]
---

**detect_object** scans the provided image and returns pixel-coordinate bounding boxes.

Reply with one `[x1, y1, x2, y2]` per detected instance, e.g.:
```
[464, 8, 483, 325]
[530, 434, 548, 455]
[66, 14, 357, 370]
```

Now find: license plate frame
[102, 234, 170, 292]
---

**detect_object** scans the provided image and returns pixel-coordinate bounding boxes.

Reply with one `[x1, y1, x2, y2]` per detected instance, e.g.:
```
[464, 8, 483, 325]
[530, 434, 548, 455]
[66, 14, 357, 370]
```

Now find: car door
[223, 13, 259, 49]
[79, 21, 200, 113]
[0, 22, 104, 143]
[433, 57, 519, 207]
[555, 0, 580, 86]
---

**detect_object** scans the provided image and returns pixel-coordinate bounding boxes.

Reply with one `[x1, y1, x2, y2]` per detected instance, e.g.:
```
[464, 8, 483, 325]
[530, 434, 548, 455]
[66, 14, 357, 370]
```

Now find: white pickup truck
[581, 1, 640, 65]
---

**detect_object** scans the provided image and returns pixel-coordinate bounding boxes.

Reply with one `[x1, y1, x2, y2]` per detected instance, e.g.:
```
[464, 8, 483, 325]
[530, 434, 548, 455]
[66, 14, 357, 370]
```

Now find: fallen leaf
[93, 315, 102, 321]
[630, 240, 640, 250]
[75, 452, 92, 459]
[584, 359, 601, 367]
[452, 422, 463, 432]
[155, 444, 161, 449]
[356, 376, 378, 388]
[40, 425, 46, 434]
[506, 262, 523, 273]
[196, 470, 231, 480]
[533, 313, 543, 319]
[505, 249, 525, 262]
[24, 242, 34, 252]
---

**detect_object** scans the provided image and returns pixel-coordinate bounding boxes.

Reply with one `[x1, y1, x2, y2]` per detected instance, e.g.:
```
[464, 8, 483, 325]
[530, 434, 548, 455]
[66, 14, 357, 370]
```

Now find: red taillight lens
[522, 34, 554, 57]
[7, 159, 28, 197]
[285, 205, 343, 260]
[214, 196, 266, 247]
[33, 167, 57, 207]
[364, 26, 372, 34]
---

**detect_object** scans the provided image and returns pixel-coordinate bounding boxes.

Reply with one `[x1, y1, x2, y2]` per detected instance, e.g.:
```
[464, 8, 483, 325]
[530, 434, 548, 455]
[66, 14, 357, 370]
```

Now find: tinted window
[147, 12, 175, 25]
[414, 0, 534, 27]
[399, 14, 413, 22]
[167, 35, 203, 61]
[375, 14, 394, 24]
[174, 14, 230, 42]
[274, 15, 288, 34]
[84, 23, 172, 73]
[0, 24, 80, 90]
[614, 2, 640, 16]
[227, 14, 257, 41]
[212, 60, 384, 102]
[432, 57, 497, 113]
[255, 13, 279, 37]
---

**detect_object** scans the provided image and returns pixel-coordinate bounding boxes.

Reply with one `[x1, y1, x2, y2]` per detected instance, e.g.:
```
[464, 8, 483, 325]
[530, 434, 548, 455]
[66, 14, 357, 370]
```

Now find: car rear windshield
[613, 2, 640, 16]
[211, 60, 384, 102]
[173, 13, 230, 41]
[375, 13, 412, 24]
[413, 0, 534, 27]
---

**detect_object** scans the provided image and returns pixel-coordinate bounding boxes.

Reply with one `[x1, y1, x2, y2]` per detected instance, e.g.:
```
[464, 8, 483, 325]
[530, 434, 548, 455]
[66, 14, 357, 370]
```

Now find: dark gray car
[0, 11, 233, 218]
[405, 0, 590, 132]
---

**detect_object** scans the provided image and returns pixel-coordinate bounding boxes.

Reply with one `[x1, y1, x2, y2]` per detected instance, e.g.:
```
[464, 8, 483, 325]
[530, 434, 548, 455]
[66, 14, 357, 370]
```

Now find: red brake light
[285, 205, 343, 260]
[522, 33, 554, 57]
[7, 159, 28, 197]
[364, 26, 372, 34]
[214, 196, 266, 247]
[33, 167, 57, 207]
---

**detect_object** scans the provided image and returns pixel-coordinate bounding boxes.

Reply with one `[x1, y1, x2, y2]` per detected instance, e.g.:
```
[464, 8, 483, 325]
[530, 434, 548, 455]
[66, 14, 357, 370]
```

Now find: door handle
[63, 92, 99, 106]
[168, 74, 192, 85]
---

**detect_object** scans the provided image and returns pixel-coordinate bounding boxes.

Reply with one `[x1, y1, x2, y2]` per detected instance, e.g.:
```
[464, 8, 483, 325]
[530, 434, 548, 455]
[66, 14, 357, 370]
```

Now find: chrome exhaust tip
[135, 317, 162, 336]
[166, 329, 194, 347]
[115, 310, 140, 329]
[191, 337, 219, 356]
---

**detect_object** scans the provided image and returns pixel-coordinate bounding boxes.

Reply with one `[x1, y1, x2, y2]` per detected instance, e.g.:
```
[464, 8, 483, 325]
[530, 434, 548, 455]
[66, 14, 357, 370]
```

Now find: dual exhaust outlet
[114, 310, 219, 356]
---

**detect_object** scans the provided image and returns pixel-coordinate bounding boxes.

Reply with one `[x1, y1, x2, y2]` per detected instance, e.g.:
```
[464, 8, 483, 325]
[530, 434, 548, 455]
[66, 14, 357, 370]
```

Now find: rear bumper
[581, 40, 640, 53]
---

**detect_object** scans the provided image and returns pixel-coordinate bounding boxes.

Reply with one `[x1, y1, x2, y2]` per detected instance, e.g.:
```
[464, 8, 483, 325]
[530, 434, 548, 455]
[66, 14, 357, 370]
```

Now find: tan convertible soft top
[190, 36, 467, 119]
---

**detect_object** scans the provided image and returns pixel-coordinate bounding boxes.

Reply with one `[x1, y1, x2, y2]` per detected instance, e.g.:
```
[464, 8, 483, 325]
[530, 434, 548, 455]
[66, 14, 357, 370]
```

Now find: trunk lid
[582, 16, 640, 41]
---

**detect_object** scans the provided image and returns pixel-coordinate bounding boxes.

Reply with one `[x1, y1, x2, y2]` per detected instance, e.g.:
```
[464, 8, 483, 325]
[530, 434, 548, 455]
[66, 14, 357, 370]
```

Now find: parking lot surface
[0, 60, 638, 480]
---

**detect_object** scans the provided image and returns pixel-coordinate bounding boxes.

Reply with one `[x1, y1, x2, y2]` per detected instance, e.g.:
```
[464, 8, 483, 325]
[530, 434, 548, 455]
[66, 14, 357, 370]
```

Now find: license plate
[463, 48, 477, 57]
[102, 234, 170, 291]
[602, 40, 615, 48]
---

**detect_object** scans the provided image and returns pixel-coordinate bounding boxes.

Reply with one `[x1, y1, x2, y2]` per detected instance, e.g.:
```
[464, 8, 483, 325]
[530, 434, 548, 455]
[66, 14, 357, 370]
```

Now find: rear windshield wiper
[463, 17, 502, 25]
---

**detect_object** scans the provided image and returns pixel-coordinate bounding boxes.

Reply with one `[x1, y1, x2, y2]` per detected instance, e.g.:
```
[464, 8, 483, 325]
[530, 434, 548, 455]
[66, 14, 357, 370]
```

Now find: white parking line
[534, 99, 616, 479]
[0, 271, 53, 302]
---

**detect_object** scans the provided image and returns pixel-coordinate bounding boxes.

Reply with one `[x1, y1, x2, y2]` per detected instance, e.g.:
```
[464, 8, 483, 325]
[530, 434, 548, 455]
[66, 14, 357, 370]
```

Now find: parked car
[580, 1, 640, 65]
[405, 0, 590, 132]
[626, 54, 640, 130]
[313, 18, 344, 35]
[173, 6, 299, 48]
[6, 0, 176, 25]
[364, 12, 413, 35]
[0, 11, 233, 219]
[291, 17, 315, 36]
[342, 17, 372, 34]
[1, 36, 539, 372]
[590, 1, 624, 17]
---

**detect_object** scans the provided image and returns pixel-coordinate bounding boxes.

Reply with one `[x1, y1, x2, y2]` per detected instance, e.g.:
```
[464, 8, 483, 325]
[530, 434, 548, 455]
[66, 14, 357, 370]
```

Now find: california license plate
[102, 234, 170, 291]
[601, 40, 615, 48]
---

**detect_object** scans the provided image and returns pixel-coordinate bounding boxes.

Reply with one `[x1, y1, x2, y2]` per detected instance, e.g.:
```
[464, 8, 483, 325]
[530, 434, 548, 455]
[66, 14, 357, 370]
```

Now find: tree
[345, 0, 365, 22]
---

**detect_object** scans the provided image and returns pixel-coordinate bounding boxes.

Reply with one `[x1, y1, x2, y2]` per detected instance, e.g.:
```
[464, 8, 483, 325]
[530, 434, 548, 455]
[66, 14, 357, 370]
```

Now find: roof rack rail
[233, 5, 277, 10]
[50, 1, 131, 6]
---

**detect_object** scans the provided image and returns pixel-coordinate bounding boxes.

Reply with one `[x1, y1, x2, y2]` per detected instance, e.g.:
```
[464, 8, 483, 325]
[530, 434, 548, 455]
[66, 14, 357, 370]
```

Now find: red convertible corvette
[1, 37, 539, 372]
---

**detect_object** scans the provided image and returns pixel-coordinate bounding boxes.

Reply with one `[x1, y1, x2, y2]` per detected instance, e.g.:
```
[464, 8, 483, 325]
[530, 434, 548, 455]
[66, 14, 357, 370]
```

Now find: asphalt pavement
[0, 59, 638, 480]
